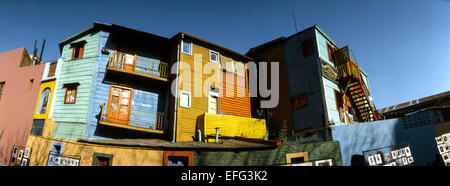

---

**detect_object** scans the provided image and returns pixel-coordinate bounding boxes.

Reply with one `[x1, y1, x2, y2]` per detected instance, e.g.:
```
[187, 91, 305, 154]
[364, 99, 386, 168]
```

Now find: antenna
[33, 40, 37, 57]
[39, 39, 46, 63]
[293, 9, 298, 33]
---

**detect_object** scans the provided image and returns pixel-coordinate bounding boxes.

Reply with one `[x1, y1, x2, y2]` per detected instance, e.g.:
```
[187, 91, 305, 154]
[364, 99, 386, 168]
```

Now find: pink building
[0, 47, 45, 166]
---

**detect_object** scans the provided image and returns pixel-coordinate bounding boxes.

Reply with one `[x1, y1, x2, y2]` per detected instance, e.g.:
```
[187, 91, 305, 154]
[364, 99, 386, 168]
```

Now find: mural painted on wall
[321, 59, 338, 83]
[9, 145, 31, 166]
[435, 132, 450, 166]
[363, 142, 414, 166]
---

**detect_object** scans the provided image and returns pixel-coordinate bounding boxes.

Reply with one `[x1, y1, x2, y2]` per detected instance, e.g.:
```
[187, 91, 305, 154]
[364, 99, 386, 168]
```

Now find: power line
[293, 9, 298, 33]
[242, 0, 264, 40]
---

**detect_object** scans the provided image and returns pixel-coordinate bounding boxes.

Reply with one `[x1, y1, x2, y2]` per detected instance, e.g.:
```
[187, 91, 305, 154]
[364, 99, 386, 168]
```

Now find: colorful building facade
[246, 25, 379, 139]
[24, 22, 267, 166]
[0, 47, 45, 165]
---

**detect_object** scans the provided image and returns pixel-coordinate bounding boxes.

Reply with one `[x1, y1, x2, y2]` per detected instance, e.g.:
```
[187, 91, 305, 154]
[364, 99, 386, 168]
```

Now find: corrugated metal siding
[176, 43, 251, 141]
[85, 31, 165, 139]
[219, 72, 251, 118]
[285, 29, 326, 132]
[52, 31, 101, 140]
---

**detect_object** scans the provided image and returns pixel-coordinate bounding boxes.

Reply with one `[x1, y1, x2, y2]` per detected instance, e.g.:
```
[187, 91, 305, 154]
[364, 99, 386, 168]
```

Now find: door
[107, 85, 132, 124]
[116, 41, 137, 72]
[208, 93, 218, 114]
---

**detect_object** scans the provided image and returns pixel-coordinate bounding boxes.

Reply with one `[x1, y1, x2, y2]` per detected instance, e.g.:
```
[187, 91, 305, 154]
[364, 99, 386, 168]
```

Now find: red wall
[0, 47, 45, 165]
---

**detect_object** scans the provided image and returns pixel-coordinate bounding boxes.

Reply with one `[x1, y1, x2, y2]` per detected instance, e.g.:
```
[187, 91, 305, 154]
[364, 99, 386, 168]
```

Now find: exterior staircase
[333, 46, 380, 122]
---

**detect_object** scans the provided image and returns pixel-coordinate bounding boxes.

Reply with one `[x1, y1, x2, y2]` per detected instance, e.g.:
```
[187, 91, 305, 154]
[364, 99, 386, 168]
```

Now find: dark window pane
[31, 119, 45, 136]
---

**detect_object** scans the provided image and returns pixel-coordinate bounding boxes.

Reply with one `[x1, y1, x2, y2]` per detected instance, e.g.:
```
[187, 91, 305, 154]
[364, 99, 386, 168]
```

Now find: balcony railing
[99, 103, 165, 133]
[333, 46, 362, 82]
[107, 50, 169, 81]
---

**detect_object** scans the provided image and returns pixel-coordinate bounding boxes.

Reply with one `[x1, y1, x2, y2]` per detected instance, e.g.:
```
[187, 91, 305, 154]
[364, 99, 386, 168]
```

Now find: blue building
[246, 25, 378, 140]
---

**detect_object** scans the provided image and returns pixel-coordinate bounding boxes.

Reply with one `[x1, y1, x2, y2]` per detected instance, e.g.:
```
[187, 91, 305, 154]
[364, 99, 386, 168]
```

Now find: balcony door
[116, 43, 137, 72]
[107, 85, 133, 125]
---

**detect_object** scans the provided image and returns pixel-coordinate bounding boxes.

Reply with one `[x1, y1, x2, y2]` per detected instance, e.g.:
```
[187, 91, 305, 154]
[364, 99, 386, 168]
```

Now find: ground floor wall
[25, 136, 163, 166]
[331, 112, 438, 166]
[194, 141, 342, 166]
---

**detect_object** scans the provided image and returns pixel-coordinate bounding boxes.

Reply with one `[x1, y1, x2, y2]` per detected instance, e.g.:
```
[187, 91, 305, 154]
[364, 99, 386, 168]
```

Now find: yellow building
[170, 33, 266, 142]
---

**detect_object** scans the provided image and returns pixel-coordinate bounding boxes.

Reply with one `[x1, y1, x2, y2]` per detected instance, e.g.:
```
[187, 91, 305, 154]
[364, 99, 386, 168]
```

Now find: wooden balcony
[99, 103, 165, 134]
[333, 46, 362, 82]
[107, 51, 169, 82]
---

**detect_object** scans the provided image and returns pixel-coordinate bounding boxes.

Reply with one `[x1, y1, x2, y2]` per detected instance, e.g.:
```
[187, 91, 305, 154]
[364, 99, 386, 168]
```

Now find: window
[70, 41, 86, 60]
[291, 94, 308, 110]
[181, 41, 192, 55]
[29, 79, 34, 90]
[30, 119, 45, 136]
[286, 152, 309, 165]
[180, 91, 191, 108]
[37, 88, 51, 114]
[50, 142, 64, 156]
[92, 153, 113, 166]
[209, 50, 219, 63]
[301, 38, 314, 57]
[64, 83, 79, 104]
[0, 82, 4, 101]
[327, 42, 337, 64]
[334, 89, 345, 122]
[48, 62, 57, 77]
[163, 151, 193, 166]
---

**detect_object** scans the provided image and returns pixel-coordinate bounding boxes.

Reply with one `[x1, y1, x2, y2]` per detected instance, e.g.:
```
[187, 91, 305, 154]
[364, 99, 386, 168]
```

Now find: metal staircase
[333, 46, 379, 122]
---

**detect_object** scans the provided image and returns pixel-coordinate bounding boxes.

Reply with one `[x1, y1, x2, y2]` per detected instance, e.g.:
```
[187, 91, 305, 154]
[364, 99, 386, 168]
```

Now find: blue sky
[0, 0, 449, 109]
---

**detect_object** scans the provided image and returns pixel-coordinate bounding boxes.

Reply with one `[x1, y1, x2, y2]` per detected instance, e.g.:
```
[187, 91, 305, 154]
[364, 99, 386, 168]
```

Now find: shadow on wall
[332, 114, 439, 166]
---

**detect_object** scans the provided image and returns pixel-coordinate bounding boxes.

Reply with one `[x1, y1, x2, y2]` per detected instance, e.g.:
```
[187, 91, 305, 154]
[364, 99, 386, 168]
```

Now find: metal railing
[107, 50, 169, 79]
[100, 103, 165, 131]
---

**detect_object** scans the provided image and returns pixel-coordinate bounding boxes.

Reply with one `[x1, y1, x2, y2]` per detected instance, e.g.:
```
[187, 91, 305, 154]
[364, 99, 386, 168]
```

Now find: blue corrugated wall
[85, 31, 164, 139]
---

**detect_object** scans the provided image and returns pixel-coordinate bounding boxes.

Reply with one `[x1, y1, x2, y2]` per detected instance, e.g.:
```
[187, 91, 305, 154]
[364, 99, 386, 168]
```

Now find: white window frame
[181, 40, 192, 55]
[209, 50, 220, 63]
[179, 91, 191, 108]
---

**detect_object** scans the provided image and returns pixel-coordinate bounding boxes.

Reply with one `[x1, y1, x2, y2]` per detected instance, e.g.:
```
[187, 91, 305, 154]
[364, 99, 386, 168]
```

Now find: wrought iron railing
[100, 103, 165, 131]
[107, 50, 169, 79]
